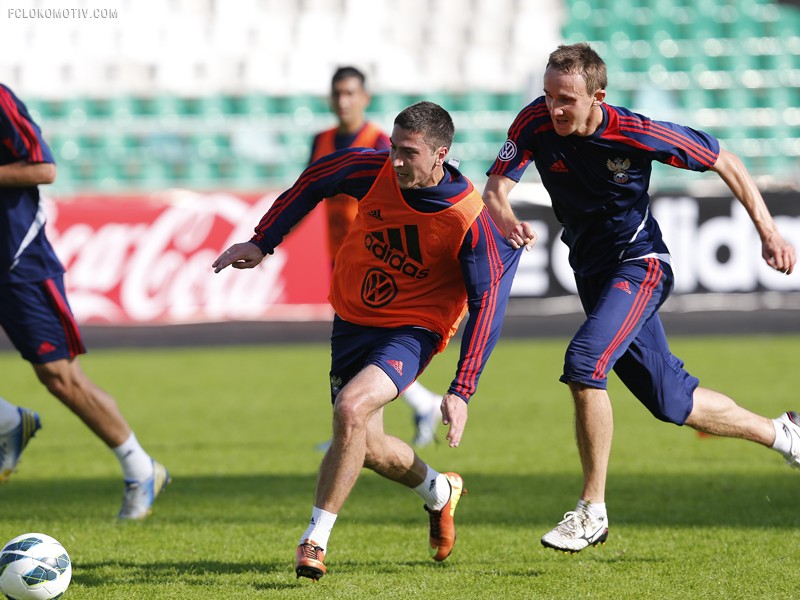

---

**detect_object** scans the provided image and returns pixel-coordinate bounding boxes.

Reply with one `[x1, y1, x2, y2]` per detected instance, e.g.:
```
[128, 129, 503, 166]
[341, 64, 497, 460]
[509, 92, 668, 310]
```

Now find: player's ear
[434, 146, 448, 166]
[593, 89, 606, 105]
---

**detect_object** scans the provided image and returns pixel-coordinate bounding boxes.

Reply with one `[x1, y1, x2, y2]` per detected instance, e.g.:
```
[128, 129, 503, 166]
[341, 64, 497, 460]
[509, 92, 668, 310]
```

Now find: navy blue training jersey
[487, 98, 720, 276]
[0, 84, 64, 284]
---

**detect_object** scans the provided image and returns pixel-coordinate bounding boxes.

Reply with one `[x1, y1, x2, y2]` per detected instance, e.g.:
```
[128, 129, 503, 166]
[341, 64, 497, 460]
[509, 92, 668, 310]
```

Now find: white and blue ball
[0, 533, 71, 600]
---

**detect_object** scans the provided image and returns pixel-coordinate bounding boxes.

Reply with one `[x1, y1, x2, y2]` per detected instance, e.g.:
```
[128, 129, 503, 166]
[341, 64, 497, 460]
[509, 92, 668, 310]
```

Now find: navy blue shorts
[561, 258, 698, 425]
[329, 315, 440, 404]
[0, 277, 86, 364]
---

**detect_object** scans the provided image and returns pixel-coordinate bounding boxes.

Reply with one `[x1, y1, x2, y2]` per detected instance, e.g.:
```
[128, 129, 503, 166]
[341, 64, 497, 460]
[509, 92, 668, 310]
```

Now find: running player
[482, 43, 798, 553]
[214, 101, 521, 579]
[311, 66, 442, 448]
[0, 83, 170, 519]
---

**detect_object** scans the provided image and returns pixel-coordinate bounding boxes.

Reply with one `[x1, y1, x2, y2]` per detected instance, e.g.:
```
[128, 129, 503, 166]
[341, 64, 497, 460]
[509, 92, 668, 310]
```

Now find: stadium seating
[3, 0, 797, 193]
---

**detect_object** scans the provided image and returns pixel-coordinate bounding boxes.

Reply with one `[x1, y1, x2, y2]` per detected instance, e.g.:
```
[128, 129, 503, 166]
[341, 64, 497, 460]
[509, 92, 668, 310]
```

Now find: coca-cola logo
[44, 190, 330, 324]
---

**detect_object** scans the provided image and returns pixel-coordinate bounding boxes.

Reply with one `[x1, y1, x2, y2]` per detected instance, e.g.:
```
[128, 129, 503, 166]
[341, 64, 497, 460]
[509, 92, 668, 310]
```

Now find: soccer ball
[0, 533, 71, 600]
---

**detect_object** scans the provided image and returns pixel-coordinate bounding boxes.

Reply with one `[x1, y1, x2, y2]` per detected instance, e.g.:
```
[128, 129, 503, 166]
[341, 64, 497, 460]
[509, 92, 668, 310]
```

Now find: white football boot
[541, 504, 609, 553]
[774, 411, 800, 469]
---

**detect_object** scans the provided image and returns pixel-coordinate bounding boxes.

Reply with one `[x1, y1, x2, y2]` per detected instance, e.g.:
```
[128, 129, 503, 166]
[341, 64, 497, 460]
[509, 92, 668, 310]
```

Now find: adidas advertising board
[510, 190, 800, 297]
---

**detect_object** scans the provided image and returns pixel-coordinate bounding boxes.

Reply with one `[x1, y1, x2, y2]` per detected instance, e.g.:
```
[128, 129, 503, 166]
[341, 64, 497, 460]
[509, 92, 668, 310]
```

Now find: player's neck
[338, 119, 365, 135]
[577, 104, 604, 137]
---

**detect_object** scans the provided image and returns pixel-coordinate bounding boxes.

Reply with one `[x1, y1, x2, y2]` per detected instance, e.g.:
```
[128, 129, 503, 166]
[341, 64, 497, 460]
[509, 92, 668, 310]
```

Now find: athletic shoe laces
[555, 511, 582, 535]
[556, 509, 601, 537]
[299, 542, 322, 561]
[427, 506, 443, 539]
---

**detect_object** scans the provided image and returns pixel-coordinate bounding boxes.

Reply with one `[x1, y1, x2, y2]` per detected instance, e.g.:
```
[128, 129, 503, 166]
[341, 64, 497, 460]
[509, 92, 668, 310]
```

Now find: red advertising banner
[45, 191, 333, 324]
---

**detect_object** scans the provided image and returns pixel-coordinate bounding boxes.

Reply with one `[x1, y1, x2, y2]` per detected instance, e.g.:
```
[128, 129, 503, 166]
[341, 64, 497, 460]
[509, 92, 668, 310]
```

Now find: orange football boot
[425, 472, 466, 561]
[295, 539, 326, 581]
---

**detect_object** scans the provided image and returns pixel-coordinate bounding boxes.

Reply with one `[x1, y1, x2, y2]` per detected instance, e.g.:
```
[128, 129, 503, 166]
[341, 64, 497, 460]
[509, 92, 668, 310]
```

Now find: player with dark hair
[214, 101, 522, 579]
[0, 83, 170, 519]
[311, 66, 443, 448]
[482, 43, 798, 553]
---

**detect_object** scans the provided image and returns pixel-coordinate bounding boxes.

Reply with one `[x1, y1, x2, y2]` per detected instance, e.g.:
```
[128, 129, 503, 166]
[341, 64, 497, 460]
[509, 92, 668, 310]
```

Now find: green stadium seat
[369, 93, 407, 116]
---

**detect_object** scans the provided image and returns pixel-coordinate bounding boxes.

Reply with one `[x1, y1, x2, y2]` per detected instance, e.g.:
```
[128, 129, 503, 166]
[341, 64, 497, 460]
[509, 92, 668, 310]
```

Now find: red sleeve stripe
[592, 259, 662, 380]
[43, 278, 85, 358]
[454, 213, 504, 397]
[0, 88, 43, 162]
[618, 114, 717, 163]
[507, 103, 548, 143]
[617, 116, 718, 167]
[255, 153, 384, 234]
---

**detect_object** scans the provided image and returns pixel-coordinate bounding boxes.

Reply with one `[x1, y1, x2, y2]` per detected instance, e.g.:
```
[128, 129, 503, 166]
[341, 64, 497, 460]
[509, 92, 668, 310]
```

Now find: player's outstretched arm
[441, 393, 468, 448]
[212, 241, 265, 273]
[711, 149, 796, 275]
[482, 174, 537, 250]
[0, 161, 56, 187]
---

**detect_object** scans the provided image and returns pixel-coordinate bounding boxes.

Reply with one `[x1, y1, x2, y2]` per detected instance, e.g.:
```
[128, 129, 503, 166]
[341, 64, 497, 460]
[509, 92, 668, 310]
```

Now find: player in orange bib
[310, 66, 442, 448]
[214, 102, 521, 580]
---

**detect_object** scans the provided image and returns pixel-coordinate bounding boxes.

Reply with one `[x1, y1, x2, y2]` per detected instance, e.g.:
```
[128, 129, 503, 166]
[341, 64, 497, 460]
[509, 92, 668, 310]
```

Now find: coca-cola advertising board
[45, 190, 332, 325]
[43, 188, 800, 327]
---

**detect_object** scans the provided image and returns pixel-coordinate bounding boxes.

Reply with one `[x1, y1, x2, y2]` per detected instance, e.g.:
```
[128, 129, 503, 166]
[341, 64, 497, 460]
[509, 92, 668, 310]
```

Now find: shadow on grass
[1, 470, 797, 529]
[73, 559, 296, 589]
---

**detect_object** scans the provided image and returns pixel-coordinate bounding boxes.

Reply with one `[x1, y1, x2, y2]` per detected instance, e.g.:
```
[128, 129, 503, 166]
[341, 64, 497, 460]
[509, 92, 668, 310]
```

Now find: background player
[0, 83, 170, 520]
[214, 101, 521, 579]
[311, 66, 442, 448]
[482, 43, 798, 553]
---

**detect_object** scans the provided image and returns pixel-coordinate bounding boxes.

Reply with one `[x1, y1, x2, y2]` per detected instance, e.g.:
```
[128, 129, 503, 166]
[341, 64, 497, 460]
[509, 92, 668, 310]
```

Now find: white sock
[414, 466, 450, 511]
[402, 381, 439, 414]
[578, 499, 607, 520]
[772, 418, 793, 455]
[0, 398, 21, 434]
[299, 507, 337, 552]
[112, 433, 154, 482]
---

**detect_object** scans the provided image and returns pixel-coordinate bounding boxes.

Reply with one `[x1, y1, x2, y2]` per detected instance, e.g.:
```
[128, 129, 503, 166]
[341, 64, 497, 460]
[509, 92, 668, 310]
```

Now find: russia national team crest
[607, 157, 631, 183]
[361, 267, 399, 308]
[497, 139, 517, 162]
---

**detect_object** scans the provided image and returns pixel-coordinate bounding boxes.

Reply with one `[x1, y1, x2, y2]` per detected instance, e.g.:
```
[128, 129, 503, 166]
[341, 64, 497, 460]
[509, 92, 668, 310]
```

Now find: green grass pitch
[1, 334, 799, 599]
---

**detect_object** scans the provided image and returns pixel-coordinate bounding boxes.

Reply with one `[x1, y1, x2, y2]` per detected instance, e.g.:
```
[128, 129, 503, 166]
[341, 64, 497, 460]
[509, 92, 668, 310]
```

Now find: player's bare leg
[32, 358, 130, 446]
[685, 387, 774, 443]
[296, 366, 396, 580]
[297, 365, 465, 579]
[315, 365, 398, 512]
[687, 387, 800, 468]
[32, 358, 169, 519]
[542, 383, 610, 553]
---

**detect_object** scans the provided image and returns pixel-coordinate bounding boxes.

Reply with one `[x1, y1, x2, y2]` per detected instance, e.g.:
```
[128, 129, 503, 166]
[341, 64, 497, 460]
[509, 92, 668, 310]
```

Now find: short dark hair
[547, 43, 608, 94]
[331, 66, 366, 90]
[394, 101, 454, 150]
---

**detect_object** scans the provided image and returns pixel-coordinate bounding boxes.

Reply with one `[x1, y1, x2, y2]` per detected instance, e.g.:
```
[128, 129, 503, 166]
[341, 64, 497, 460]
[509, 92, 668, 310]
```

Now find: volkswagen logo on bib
[361, 268, 398, 308]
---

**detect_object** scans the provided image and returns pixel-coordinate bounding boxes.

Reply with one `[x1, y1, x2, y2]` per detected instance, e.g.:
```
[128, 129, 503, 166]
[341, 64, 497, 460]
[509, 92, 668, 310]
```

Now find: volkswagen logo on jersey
[607, 157, 631, 183]
[497, 139, 517, 162]
[361, 267, 399, 308]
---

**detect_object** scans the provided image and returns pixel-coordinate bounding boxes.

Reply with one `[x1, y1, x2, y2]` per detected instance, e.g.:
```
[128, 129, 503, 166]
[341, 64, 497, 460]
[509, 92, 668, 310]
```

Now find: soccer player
[312, 66, 442, 448]
[482, 43, 798, 553]
[0, 83, 170, 519]
[214, 101, 521, 579]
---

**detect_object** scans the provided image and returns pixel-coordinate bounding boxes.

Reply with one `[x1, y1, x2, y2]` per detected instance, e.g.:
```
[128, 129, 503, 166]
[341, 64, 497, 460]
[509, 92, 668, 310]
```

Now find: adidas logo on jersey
[364, 226, 429, 279]
[367, 209, 383, 221]
[549, 159, 569, 173]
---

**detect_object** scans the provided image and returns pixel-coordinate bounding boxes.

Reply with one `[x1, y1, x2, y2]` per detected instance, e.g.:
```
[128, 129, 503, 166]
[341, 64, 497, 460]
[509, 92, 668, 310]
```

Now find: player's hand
[762, 231, 796, 275]
[508, 221, 538, 251]
[441, 393, 468, 448]
[212, 242, 265, 273]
